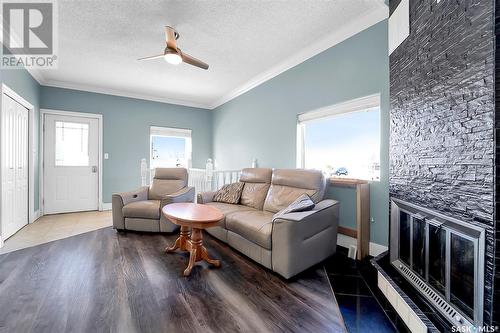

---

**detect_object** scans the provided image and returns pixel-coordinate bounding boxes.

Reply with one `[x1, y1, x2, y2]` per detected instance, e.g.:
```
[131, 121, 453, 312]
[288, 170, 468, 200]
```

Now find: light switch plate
[104, 153, 109, 159]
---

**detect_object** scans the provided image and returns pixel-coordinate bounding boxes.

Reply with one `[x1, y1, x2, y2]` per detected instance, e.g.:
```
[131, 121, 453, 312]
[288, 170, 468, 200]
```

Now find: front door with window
[43, 114, 99, 214]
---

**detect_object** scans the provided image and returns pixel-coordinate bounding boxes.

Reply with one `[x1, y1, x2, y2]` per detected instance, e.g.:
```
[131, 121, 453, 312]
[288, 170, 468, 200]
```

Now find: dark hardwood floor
[0, 227, 346, 333]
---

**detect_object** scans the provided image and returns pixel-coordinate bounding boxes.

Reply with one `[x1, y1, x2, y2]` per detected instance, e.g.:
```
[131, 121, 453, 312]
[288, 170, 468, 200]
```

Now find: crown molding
[207, 2, 388, 109]
[24, 67, 45, 84]
[42, 79, 211, 109]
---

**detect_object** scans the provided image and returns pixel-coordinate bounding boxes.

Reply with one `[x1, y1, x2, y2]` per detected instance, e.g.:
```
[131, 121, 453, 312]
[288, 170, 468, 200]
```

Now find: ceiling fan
[138, 26, 209, 70]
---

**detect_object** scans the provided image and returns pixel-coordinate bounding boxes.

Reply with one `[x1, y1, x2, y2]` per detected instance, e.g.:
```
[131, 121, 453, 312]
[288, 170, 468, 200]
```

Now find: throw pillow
[213, 182, 245, 204]
[273, 193, 315, 220]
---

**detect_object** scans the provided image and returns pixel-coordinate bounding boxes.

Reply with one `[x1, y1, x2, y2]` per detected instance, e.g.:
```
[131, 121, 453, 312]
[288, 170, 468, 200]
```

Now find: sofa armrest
[271, 199, 339, 279]
[111, 186, 149, 230]
[159, 187, 195, 232]
[113, 186, 149, 206]
[160, 186, 195, 206]
[197, 191, 216, 204]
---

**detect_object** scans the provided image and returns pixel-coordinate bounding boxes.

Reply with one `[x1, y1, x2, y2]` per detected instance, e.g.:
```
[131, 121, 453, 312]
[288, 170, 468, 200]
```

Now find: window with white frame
[297, 94, 381, 181]
[150, 126, 192, 169]
[55, 121, 90, 166]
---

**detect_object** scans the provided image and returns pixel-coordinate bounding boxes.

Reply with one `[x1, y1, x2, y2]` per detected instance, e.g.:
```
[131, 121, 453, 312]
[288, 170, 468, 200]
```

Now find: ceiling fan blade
[138, 54, 164, 61]
[165, 26, 178, 50]
[181, 52, 209, 70]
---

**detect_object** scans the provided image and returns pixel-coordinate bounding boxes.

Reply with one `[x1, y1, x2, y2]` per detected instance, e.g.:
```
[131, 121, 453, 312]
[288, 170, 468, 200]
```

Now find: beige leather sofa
[112, 168, 195, 232]
[197, 168, 339, 279]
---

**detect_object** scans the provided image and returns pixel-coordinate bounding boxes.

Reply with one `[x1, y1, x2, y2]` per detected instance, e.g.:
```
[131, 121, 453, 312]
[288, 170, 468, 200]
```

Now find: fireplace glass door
[399, 211, 411, 265]
[391, 199, 484, 327]
[398, 214, 478, 320]
[412, 217, 426, 278]
[450, 234, 475, 319]
[428, 224, 446, 295]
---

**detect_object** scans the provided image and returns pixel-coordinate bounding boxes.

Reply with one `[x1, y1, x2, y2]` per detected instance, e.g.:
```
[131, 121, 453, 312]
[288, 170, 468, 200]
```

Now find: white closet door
[1, 94, 29, 240]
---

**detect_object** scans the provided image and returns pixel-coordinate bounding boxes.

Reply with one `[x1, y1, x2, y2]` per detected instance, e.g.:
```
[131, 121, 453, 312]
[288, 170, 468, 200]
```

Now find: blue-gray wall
[40, 86, 213, 203]
[1, 21, 389, 246]
[1, 67, 41, 212]
[212, 21, 390, 245]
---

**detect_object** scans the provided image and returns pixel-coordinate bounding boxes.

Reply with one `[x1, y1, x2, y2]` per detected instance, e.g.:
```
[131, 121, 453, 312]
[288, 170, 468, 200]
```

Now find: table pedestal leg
[183, 228, 221, 276]
[165, 225, 190, 252]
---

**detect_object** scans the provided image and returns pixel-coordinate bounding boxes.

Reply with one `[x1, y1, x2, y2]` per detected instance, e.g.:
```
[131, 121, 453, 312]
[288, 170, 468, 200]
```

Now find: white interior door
[1, 94, 29, 239]
[43, 114, 99, 214]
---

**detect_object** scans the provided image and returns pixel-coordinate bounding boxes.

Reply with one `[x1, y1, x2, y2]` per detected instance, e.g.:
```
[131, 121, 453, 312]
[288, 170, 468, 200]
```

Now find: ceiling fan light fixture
[164, 50, 182, 65]
[138, 27, 208, 70]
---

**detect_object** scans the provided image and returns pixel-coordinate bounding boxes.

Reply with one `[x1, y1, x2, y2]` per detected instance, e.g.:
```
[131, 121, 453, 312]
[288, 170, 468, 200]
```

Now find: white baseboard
[369, 241, 388, 257]
[101, 203, 112, 211]
[0, 235, 3, 249]
[337, 233, 356, 249]
[337, 233, 388, 257]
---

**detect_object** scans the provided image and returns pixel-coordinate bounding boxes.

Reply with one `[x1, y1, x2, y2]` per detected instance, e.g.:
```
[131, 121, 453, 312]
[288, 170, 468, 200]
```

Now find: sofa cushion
[263, 185, 317, 213]
[239, 168, 272, 210]
[205, 202, 255, 228]
[239, 168, 273, 183]
[213, 182, 244, 204]
[273, 193, 315, 220]
[149, 168, 188, 200]
[240, 183, 270, 210]
[226, 210, 274, 250]
[122, 200, 160, 219]
[263, 169, 325, 213]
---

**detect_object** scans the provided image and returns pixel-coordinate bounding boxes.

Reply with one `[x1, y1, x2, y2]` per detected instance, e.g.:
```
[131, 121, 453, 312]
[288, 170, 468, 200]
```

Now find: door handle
[92, 166, 98, 173]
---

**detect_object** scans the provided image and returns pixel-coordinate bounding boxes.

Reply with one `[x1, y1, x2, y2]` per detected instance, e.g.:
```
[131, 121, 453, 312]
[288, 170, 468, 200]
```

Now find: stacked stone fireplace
[387, 0, 499, 330]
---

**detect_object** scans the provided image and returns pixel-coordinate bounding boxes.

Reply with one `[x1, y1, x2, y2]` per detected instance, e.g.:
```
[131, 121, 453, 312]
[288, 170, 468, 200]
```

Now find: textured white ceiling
[38, 0, 387, 109]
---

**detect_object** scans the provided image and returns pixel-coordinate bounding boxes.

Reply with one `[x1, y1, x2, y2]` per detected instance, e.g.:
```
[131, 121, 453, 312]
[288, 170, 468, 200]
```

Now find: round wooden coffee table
[162, 203, 224, 276]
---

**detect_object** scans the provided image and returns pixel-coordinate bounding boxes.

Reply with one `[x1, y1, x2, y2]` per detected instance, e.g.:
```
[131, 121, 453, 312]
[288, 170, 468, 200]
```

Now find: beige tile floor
[0, 210, 112, 254]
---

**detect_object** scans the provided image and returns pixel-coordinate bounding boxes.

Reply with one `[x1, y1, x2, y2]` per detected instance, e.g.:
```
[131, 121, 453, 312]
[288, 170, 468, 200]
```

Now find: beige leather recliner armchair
[112, 168, 195, 232]
[198, 168, 339, 279]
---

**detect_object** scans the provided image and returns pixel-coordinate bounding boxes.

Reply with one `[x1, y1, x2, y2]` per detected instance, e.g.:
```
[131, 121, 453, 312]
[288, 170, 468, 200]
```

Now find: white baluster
[141, 158, 148, 186]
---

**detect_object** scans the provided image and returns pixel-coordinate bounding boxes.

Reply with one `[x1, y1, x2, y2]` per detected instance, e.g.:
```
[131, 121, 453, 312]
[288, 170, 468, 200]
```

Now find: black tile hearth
[325, 249, 400, 333]
[324, 252, 360, 277]
[327, 275, 372, 297]
[384, 310, 413, 333]
[335, 294, 397, 333]
[372, 253, 451, 333]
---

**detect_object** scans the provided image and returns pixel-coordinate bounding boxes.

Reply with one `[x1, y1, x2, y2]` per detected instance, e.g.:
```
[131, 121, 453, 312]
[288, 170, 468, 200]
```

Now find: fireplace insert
[390, 199, 485, 329]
